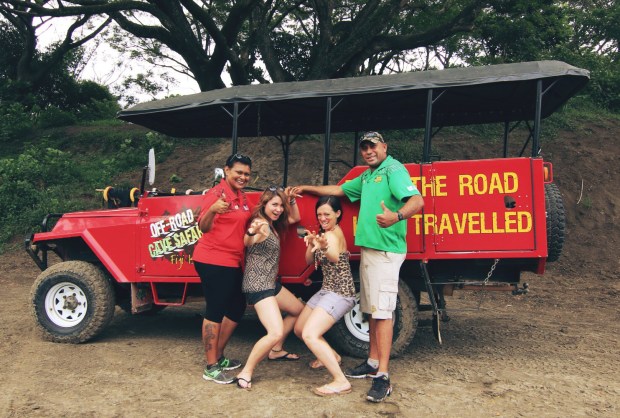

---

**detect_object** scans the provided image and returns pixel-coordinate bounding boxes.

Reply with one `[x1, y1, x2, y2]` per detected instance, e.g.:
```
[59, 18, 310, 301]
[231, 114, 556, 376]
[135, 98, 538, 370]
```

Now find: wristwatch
[397, 211, 404, 221]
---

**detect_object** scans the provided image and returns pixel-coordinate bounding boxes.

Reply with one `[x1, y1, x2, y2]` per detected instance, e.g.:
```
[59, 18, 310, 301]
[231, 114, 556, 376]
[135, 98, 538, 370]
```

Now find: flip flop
[312, 385, 352, 397]
[309, 359, 342, 370]
[235, 377, 252, 390]
[268, 352, 300, 361]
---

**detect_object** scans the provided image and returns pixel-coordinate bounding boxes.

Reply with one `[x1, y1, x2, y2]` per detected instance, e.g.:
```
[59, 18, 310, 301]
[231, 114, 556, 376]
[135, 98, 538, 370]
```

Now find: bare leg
[368, 317, 378, 361]
[269, 286, 304, 359]
[302, 308, 350, 391]
[202, 319, 221, 365]
[236, 297, 284, 386]
[296, 305, 340, 368]
[293, 305, 313, 339]
[370, 317, 393, 374]
[309, 349, 341, 369]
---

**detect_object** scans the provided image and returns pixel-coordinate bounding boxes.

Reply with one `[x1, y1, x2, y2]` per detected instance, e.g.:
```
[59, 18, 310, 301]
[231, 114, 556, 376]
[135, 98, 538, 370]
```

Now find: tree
[4, 0, 618, 113]
[0, 1, 112, 103]
[1, 0, 501, 90]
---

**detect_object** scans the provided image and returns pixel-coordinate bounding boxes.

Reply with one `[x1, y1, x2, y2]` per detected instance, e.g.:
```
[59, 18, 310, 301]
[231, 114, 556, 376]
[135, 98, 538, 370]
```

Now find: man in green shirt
[299, 131, 424, 402]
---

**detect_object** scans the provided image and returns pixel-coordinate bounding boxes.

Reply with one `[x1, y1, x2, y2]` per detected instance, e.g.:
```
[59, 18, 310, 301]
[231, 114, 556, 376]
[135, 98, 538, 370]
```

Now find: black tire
[545, 183, 566, 262]
[326, 279, 418, 358]
[30, 261, 115, 343]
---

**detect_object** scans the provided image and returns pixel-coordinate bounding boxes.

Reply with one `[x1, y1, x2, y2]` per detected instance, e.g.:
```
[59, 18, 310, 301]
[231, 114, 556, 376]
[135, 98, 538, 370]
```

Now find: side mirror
[214, 168, 224, 185]
[148, 148, 156, 185]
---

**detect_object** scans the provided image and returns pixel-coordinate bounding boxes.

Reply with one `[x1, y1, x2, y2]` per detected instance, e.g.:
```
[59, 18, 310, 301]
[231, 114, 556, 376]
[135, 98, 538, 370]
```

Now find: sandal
[268, 349, 300, 361]
[312, 385, 352, 397]
[309, 358, 342, 370]
[235, 377, 252, 390]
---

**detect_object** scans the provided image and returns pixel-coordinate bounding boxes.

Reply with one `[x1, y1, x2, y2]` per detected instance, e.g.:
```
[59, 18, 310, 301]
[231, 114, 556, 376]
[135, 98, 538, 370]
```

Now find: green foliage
[554, 48, 620, 111]
[169, 174, 183, 183]
[0, 123, 175, 252]
[0, 145, 81, 246]
[463, 0, 571, 64]
[37, 107, 78, 129]
[0, 102, 34, 144]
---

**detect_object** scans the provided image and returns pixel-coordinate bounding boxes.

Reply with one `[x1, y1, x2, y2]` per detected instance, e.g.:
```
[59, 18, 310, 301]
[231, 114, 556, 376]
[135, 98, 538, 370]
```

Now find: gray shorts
[307, 290, 356, 322]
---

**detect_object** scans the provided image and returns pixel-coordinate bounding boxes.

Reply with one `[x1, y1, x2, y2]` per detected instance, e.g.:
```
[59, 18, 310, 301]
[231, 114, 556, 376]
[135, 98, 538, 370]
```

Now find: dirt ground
[1, 119, 619, 417]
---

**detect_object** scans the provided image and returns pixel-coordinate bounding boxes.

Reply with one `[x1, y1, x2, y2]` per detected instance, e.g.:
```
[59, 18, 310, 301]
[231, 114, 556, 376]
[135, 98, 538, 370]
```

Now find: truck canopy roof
[118, 60, 589, 138]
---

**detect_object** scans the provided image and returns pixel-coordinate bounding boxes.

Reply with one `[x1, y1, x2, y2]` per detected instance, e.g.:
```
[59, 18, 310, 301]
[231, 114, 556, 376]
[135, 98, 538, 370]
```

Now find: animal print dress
[315, 251, 356, 298]
[242, 229, 280, 293]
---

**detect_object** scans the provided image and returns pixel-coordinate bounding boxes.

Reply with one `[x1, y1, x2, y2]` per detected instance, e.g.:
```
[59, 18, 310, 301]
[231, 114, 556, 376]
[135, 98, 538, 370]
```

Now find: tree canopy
[1, 0, 619, 108]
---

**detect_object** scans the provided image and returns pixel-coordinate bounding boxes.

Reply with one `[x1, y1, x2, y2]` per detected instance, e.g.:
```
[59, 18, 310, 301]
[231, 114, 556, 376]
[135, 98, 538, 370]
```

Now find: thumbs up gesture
[210, 192, 230, 214]
[376, 200, 398, 228]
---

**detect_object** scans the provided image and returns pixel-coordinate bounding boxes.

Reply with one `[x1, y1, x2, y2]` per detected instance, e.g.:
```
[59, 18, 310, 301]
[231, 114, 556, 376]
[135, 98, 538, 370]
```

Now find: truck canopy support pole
[283, 135, 291, 186]
[503, 121, 509, 157]
[423, 89, 433, 163]
[232, 102, 239, 154]
[323, 97, 333, 185]
[353, 132, 359, 166]
[532, 80, 542, 157]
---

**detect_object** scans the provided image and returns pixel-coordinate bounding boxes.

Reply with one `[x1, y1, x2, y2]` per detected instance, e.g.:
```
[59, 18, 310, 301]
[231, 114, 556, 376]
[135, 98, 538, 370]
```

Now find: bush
[37, 106, 78, 129]
[0, 102, 33, 144]
[0, 145, 84, 248]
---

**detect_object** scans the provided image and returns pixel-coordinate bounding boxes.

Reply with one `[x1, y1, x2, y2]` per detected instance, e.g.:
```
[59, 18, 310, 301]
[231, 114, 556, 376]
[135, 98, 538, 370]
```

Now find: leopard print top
[242, 230, 280, 293]
[315, 251, 356, 298]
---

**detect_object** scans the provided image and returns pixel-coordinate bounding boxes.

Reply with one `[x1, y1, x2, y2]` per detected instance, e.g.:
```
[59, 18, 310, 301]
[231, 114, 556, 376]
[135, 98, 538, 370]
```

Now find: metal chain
[477, 258, 500, 309]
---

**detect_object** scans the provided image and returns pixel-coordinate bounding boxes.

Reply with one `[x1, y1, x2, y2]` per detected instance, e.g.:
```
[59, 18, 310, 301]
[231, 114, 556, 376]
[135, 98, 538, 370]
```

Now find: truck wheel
[545, 183, 566, 262]
[30, 261, 115, 343]
[327, 279, 418, 358]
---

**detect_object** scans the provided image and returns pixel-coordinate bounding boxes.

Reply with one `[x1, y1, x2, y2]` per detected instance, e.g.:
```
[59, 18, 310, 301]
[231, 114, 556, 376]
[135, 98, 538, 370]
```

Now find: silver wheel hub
[343, 295, 369, 342]
[45, 282, 88, 328]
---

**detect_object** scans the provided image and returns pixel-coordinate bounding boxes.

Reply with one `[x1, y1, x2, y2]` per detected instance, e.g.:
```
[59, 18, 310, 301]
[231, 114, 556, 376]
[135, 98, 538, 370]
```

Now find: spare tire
[326, 279, 418, 358]
[545, 183, 565, 262]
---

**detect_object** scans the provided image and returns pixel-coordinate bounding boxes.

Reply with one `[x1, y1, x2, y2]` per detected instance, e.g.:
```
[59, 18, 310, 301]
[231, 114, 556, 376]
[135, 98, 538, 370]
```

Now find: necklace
[324, 224, 339, 232]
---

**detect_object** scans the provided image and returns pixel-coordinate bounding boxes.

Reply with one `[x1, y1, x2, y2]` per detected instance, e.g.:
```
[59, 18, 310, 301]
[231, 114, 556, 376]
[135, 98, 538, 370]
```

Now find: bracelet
[397, 211, 404, 221]
[246, 229, 257, 236]
[289, 198, 296, 205]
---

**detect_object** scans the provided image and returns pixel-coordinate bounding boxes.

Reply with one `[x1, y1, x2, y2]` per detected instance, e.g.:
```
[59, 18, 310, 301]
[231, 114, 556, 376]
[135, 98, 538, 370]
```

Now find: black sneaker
[344, 360, 379, 379]
[366, 375, 393, 402]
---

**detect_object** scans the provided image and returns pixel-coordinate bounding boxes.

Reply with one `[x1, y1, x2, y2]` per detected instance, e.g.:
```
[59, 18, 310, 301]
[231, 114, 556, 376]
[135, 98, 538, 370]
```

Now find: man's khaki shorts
[359, 247, 405, 319]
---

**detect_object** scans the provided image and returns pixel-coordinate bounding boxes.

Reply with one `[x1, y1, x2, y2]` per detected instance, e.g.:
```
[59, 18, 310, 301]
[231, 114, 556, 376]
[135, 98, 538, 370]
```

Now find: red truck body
[26, 61, 588, 353]
[31, 157, 548, 284]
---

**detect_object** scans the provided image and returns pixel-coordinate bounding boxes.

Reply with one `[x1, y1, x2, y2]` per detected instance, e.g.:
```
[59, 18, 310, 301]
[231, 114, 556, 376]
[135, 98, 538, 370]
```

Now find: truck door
[430, 158, 536, 253]
[138, 195, 205, 279]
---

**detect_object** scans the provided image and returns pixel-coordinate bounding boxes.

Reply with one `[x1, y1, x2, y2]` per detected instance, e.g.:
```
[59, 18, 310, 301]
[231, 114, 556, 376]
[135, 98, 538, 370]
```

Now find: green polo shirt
[341, 155, 419, 253]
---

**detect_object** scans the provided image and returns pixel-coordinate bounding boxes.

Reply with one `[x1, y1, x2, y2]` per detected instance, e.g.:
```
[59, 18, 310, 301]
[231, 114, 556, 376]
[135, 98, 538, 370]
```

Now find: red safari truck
[26, 61, 588, 357]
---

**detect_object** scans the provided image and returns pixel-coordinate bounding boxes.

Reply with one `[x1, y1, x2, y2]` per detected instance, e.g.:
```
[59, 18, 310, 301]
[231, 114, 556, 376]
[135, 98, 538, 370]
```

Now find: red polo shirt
[192, 179, 251, 267]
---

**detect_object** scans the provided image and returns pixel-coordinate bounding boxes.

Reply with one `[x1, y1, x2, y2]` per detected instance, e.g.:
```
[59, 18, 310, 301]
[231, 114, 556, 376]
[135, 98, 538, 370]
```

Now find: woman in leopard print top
[294, 196, 356, 397]
[234, 186, 304, 390]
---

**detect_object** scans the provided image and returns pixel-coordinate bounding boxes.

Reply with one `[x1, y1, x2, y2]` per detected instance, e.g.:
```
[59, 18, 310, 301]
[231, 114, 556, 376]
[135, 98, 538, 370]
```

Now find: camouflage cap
[359, 131, 385, 145]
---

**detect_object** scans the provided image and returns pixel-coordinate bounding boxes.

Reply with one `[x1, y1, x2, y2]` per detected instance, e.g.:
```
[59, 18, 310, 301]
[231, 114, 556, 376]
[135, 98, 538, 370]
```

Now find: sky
[38, 17, 201, 105]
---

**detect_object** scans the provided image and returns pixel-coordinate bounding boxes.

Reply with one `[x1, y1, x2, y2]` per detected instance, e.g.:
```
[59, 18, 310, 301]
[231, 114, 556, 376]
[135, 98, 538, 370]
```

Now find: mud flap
[131, 283, 155, 313]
